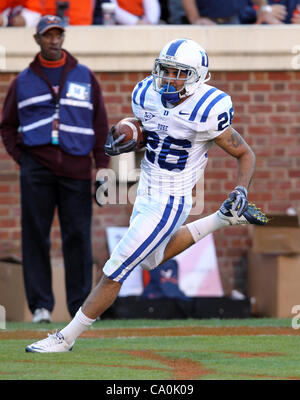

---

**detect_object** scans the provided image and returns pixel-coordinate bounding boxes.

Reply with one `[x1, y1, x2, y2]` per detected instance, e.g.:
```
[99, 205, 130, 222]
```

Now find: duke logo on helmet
[201, 51, 209, 68]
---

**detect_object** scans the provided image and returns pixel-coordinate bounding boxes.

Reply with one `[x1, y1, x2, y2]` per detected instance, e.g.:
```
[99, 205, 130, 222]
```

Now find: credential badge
[66, 82, 91, 101]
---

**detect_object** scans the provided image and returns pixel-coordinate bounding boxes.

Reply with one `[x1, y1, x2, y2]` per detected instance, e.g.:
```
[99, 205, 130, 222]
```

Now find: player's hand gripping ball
[105, 117, 146, 156]
[114, 117, 146, 150]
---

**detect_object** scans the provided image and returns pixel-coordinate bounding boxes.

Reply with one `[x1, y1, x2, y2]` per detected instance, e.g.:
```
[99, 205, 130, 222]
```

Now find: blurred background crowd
[0, 0, 299, 28]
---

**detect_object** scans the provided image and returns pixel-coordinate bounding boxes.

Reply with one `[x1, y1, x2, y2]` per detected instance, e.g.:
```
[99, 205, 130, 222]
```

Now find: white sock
[186, 211, 229, 243]
[60, 307, 96, 345]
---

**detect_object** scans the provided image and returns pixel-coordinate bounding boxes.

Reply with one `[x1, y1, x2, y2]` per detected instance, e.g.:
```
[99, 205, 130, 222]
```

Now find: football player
[25, 39, 267, 353]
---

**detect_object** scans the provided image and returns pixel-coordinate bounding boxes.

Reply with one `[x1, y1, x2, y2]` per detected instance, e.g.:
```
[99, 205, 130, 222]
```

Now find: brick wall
[1, 70, 300, 294]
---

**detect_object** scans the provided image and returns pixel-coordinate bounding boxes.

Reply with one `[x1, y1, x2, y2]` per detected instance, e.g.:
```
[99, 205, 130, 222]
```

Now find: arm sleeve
[90, 71, 110, 169]
[207, 97, 234, 139]
[143, 0, 161, 23]
[0, 77, 23, 164]
[131, 81, 145, 120]
[196, 95, 234, 141]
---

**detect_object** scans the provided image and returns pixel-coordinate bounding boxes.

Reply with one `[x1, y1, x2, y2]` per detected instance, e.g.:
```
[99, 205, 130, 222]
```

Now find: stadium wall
[0, 26, 299, 295]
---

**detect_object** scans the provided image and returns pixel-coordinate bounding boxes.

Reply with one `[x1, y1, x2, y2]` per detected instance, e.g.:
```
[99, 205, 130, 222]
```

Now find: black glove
[228, 186, 248, 217]
[94, 179, 108, 207]
[104, 126, 137, 156]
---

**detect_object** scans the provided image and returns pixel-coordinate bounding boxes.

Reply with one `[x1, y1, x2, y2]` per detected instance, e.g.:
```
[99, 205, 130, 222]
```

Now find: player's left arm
[213, 126, 256, 216]
[213, 126, 255, 191]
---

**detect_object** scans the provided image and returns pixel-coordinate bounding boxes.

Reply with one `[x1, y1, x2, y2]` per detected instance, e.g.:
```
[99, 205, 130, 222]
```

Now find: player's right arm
[105, 77, 151, 156]
[0, 77, 22, 163]
[131, 76, 153, 120]
[104, 125, 137, 156]
[104, 79, 145, 157]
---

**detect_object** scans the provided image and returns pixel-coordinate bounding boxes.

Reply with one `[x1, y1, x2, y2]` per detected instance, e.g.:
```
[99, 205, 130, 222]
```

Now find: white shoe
[217, 199, 269, 226]
[25, 331, 74, 353]
[32, 308, 52, 323]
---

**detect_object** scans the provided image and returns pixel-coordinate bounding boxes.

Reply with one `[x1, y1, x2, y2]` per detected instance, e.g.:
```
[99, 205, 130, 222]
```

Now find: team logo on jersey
[144, 112, 155, 121]
[179, 110, 190, 116]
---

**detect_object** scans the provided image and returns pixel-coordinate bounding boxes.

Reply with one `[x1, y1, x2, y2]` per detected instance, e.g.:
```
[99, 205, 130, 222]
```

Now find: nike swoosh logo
[179, 111, 189, 115]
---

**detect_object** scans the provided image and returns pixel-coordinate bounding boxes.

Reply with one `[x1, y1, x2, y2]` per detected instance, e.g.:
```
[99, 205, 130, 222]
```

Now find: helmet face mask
[153, 59, 198, 95]
[152, 39, 210, 100]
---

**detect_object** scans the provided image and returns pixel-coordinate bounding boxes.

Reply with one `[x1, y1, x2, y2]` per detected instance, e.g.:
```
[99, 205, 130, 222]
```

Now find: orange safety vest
[43, 0, 93, 25]
[0, 0, 43, 13]
[24, 0, 43, 13]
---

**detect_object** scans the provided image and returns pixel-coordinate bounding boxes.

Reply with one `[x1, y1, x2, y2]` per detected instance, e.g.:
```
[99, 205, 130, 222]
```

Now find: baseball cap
[36, 15, 65, 35]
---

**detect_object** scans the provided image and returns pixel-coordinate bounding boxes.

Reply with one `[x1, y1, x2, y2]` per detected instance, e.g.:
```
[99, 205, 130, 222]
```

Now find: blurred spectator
[169, 0, 187, 24]
[291, 1, 300, 23]
[43, 0, 93, 25]
[93, 0, 108, 24]
[0, 0, 42, 26]
[240, 0, 300, 24]
[181, 0, 285, 25]
[110, 0, 161, 25]
[158, 0, 169, 23]
[159, 0, 187, 24]
[0, 15, 109, 322]
[181, 0, 248, 25]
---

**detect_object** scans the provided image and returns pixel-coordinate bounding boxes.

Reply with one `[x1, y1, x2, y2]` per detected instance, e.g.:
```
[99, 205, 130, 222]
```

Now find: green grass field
[0, 318, 299, 381]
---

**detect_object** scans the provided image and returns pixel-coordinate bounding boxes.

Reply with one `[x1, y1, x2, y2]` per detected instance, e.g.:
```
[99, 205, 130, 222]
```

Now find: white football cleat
[25, 331, 74, 353]
[217, 199, 269, 226]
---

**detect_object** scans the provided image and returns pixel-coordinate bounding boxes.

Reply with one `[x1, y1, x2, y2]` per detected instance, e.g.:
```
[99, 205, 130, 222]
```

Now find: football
[113, 117, 146, 150]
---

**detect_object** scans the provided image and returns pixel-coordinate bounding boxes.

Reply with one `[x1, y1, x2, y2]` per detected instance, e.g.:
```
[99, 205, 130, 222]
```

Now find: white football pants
[103, 189, 192, 283]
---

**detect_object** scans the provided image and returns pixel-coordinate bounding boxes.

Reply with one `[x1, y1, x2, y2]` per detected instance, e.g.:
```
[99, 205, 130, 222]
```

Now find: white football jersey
[132, 76, 234, 196]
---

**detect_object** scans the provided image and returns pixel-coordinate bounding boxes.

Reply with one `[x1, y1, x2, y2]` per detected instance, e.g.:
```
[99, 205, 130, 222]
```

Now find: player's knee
[102, 273, 122, 287]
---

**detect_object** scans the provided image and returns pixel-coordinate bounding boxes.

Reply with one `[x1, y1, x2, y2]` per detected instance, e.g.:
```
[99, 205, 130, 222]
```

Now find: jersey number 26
[146, 132, 191, 171]
[217, 107, 234, 131]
